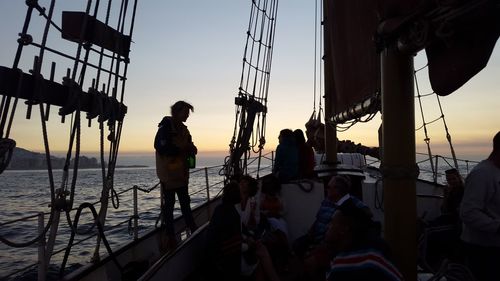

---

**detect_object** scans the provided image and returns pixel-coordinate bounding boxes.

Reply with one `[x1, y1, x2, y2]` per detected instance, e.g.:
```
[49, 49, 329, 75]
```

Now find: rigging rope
[60, 202, 123, 277]
[306, 0, 324, 144]
[414, 68, 437, 181]
[0, 0, 60, 248]
[313, 0, 318, 112]
[93, 0, 136, 261]
[226, 0, 279, 180]
[414, 63, 460, 178]
[0, 0, 137, 267]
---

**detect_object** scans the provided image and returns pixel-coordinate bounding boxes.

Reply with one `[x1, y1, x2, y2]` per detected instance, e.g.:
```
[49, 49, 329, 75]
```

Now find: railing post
[434, 155, 439, 183]
[204, 167, 210, 201]
[271, 151, 274, 171]
[37, 212, 46, 281]
[133, 186, 138, 240]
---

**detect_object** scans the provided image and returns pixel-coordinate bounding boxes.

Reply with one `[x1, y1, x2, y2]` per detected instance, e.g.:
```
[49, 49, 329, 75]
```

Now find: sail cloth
[425, 1, 500, 96]
[323, 0, 381, 117]
[324, 0, 499, 118]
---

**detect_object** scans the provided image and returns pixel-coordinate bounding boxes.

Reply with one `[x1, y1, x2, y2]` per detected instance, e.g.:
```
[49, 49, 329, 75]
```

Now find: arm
[187, 133, 197, 155]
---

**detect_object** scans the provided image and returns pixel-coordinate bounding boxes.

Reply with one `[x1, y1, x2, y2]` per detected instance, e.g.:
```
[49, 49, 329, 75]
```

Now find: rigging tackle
[0, 0, 137, 278]
[225, 0, 279, 181]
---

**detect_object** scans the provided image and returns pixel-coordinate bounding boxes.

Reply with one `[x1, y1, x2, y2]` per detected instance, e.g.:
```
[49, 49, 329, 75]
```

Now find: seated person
[260, 179, 289, 272]
[323, 200, 403, 281]
[293, 175, 371, 259]
[439, 168, 464, 224]
[237, 175, 261, 233]
[205, 182, 242, 281]
[206, 180, 281, 281]
[418, 168, 465, 271]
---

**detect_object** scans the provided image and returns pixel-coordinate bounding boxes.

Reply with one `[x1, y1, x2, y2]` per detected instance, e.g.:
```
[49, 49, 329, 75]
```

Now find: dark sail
[325, 0, 499, 119]
[425, 0, 500, 96]
[324, 0, 381, 118]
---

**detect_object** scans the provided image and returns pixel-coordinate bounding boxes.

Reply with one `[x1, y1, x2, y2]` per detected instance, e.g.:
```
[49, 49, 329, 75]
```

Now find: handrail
[364, 152, 479, 184]
[1, 152, 477, 231]
[0, 156, 273, 277]
[0, 163, 233, 280]
[0, 151, 479, 280]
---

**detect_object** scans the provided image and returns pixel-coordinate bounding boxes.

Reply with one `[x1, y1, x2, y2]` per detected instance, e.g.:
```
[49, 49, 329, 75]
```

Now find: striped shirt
[327, 248, 403, 281]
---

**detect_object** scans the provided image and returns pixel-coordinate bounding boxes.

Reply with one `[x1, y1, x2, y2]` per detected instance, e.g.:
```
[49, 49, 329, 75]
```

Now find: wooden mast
[381, 46, 417, 280]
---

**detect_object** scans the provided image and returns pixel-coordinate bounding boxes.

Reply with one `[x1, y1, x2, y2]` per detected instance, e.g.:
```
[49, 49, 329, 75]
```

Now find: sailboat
[0, 0, 498, 281]
[137, 0, 499, 280]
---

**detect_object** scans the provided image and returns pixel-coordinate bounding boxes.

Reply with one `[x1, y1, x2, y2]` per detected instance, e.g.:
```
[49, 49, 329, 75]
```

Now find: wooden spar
[330, 95, 379, 124]
[381, 47, 417, 280]
[322, 0, 337, 164]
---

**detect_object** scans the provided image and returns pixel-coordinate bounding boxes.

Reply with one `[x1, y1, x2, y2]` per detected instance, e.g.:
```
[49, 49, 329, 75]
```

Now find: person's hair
[493, 131, 500, 151]
[222, 182, 240, 205]
[329, 174, 352, 195]
[171, 101, 194, 115]
[261, 175, 281, 195]
[336, 199, 373, 242]
[293, 129, 306, 145]
[240, 175, 259, 197]
[279, 129, 294, 139]
[445, 168, 458, 175]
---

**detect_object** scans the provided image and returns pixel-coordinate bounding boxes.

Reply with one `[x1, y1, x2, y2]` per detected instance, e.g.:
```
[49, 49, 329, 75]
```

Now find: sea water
[0, 166, 228, 280]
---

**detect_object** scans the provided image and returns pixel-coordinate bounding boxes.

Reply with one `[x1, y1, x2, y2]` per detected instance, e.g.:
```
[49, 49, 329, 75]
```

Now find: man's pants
[162, 184, 197, 236]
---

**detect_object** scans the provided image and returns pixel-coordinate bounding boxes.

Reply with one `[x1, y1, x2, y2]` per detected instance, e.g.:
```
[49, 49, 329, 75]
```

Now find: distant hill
[7, 147, 101, 170]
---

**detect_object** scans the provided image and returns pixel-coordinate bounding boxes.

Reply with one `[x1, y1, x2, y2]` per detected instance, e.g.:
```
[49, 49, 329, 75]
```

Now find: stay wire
[0, 2, 35, 138]
[318, 0, 323, 113]
[435, 93, 459, 170]
[414, 67, 436, 180]
[313, 0, 318, 111]
[94, 0, 113, 87]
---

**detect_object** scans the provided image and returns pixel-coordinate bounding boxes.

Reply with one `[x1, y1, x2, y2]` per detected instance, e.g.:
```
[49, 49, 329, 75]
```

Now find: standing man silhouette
[154, 101, 198, 249]
[460, 131, 500, 281]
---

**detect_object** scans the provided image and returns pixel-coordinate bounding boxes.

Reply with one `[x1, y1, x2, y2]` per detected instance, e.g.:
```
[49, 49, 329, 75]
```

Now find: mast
[381, 47, 417, 280]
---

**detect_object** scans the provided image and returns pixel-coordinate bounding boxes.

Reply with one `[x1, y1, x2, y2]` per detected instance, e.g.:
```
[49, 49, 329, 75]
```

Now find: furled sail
[323, 0, 381, 120]
[325, 0, 499, 121]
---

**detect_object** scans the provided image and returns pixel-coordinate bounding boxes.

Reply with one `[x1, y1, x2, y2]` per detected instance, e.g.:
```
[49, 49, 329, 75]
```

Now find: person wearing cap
[293, 175, 371, 271]
[460, 131, 500, 281]
[324, 200, 403, 281]
[154, 101, 198, 249]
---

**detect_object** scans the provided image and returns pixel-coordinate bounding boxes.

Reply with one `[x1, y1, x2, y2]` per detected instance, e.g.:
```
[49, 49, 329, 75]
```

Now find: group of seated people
[204, 171, 404, 281]
[204, 175, 286, 281]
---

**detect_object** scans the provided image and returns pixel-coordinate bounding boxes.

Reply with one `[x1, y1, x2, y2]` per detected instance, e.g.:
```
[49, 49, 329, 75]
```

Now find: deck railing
[0, 152, 274, 281]
[363, 152, 479, 184]
[0, 150, 476, 280]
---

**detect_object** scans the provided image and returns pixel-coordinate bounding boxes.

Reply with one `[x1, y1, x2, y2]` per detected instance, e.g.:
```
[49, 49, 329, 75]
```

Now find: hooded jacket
[154, 116, 195, 189]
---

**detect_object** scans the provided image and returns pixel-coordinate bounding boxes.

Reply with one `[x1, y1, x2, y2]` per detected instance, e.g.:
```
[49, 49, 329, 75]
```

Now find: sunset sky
[0, 1, 498, 163]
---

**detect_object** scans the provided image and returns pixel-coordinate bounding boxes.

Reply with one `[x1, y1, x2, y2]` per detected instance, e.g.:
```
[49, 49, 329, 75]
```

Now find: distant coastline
[7, 147, 148, 170]
[115, 165, 150, 168]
